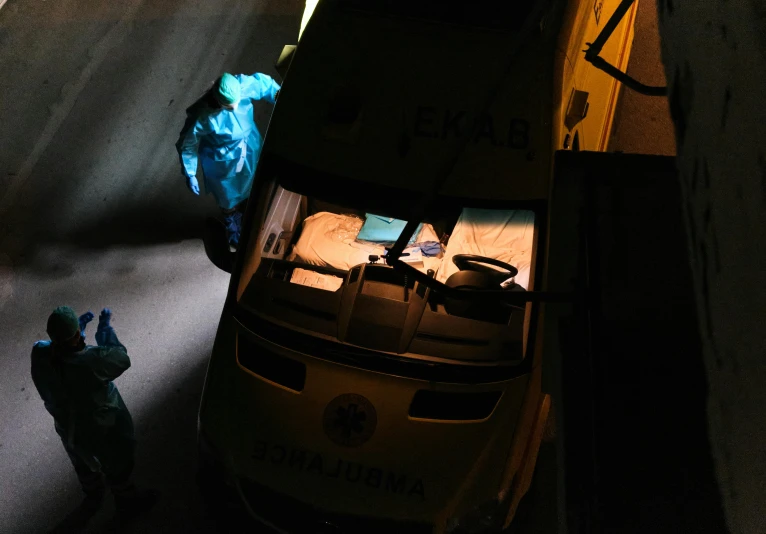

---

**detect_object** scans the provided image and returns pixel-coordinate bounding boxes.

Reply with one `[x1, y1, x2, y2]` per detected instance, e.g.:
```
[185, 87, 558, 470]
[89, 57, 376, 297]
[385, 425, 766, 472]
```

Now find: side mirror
[203, 217, 234, 273]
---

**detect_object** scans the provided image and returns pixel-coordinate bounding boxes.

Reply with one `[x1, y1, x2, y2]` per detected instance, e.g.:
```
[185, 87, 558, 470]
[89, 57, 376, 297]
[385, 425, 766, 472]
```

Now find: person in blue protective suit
[176, 72, 281, 251]
[31, 306, 157, 530]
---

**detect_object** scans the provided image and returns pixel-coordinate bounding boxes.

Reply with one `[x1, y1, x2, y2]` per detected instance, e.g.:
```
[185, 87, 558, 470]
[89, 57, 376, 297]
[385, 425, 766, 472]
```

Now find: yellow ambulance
[198, 1, 638, 532]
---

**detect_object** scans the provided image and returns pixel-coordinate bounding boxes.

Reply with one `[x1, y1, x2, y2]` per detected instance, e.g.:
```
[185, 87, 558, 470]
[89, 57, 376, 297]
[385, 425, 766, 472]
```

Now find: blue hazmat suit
[176, 73, 281, 210]
[31, 322, 134, 479]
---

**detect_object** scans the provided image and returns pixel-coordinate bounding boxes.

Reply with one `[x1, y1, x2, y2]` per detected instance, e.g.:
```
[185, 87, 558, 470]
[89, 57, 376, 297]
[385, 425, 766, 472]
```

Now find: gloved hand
[418, 241, 443, 257]
[95, 308, 115, 347]
[98, 308, 112, 329]
[187, 175, 200, 195]
[78, 311, 94, 334]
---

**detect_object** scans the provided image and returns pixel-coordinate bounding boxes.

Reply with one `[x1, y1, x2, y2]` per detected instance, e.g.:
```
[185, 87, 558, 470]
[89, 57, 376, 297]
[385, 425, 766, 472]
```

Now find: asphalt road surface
[0, 1, 674, 533]
[609, 0, 675, 156]
[0, 1, 302, 532]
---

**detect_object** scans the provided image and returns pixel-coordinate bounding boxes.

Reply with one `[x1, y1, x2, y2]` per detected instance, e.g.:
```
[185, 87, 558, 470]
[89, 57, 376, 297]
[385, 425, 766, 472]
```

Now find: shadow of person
[48, 490, 162, 534]
[47, 497, 102, 533]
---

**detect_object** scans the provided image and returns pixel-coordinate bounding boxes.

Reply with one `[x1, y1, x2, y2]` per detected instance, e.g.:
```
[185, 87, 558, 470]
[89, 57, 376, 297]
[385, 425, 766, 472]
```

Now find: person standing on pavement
[176, 72, 281, 251]
[31, 306, 156, 529]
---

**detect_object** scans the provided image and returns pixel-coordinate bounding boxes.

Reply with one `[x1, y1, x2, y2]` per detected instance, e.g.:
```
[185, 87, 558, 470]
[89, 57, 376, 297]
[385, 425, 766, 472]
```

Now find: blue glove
[418, 241, 442, 257]
[187, 175, 200, 195]
[98, 308, 112, 329]
[95, 308, 113, 347]
[78, 311, 94, 335]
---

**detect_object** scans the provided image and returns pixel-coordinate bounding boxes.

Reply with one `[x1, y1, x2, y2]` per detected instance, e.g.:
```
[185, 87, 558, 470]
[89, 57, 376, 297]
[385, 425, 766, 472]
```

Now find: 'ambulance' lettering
[251, 440, 426, 500]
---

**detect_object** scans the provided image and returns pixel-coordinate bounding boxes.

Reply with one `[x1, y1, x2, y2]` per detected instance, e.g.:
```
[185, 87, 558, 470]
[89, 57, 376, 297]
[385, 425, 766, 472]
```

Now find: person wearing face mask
[31, 306, 156, 529]
[176, 72, 281, 251]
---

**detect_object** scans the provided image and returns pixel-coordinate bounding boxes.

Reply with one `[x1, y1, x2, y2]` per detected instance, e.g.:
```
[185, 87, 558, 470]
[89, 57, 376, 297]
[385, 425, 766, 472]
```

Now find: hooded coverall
[30, 325, 135, 497]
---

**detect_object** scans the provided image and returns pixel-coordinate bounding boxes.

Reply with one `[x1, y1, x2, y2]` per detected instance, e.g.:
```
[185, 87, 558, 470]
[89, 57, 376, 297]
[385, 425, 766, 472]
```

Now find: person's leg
[99, 432, 135, 492]
[97, 408, 157, 517]
[221, 205, 244, 251]
[55, 435, 106, 529]
[233, 199, 248, 245]
[69, 458, 106, 500]
[56, 424, 107, 499]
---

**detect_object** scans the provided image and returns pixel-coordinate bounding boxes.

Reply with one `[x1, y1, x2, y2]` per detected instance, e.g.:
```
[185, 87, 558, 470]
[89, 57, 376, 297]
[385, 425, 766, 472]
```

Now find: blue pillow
[357, 214, 423, 245]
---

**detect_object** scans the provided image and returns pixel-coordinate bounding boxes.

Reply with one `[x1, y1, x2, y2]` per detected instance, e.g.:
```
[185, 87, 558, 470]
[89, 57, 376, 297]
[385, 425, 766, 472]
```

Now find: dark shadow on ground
[57, 197, 213, 249]
[554, 153, 727, 534]
[42, 348, 267, 534]
[3, 0, 301, 264]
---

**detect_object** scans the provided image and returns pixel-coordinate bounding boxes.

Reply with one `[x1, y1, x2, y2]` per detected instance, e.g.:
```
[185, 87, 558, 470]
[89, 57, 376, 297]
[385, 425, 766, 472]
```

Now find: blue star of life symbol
[324, 394, 377, 447]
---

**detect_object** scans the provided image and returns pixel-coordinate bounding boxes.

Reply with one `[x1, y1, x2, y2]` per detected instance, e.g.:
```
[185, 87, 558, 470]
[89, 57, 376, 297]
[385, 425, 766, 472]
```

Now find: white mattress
[287, 212, 443, 273]
[436, 208, 536, 290]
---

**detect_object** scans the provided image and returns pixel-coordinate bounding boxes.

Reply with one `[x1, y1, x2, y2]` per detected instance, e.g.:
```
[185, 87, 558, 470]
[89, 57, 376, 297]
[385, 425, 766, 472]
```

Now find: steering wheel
[452, 254, 518, 279]
[444, 254, 523, 321]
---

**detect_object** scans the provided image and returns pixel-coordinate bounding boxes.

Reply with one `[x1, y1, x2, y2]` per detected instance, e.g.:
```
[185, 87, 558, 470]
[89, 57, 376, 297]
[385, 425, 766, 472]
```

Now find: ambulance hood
[266, 0, 557, 202]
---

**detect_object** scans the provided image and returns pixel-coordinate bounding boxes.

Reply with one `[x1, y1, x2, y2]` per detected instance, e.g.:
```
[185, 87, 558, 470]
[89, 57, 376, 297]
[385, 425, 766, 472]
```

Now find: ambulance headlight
[445, 498, 505, 534]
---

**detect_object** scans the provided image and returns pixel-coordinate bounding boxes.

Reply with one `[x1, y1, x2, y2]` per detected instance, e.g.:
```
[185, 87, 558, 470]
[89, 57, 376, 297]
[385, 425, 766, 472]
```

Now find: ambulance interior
[238, 184, 539, 362]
